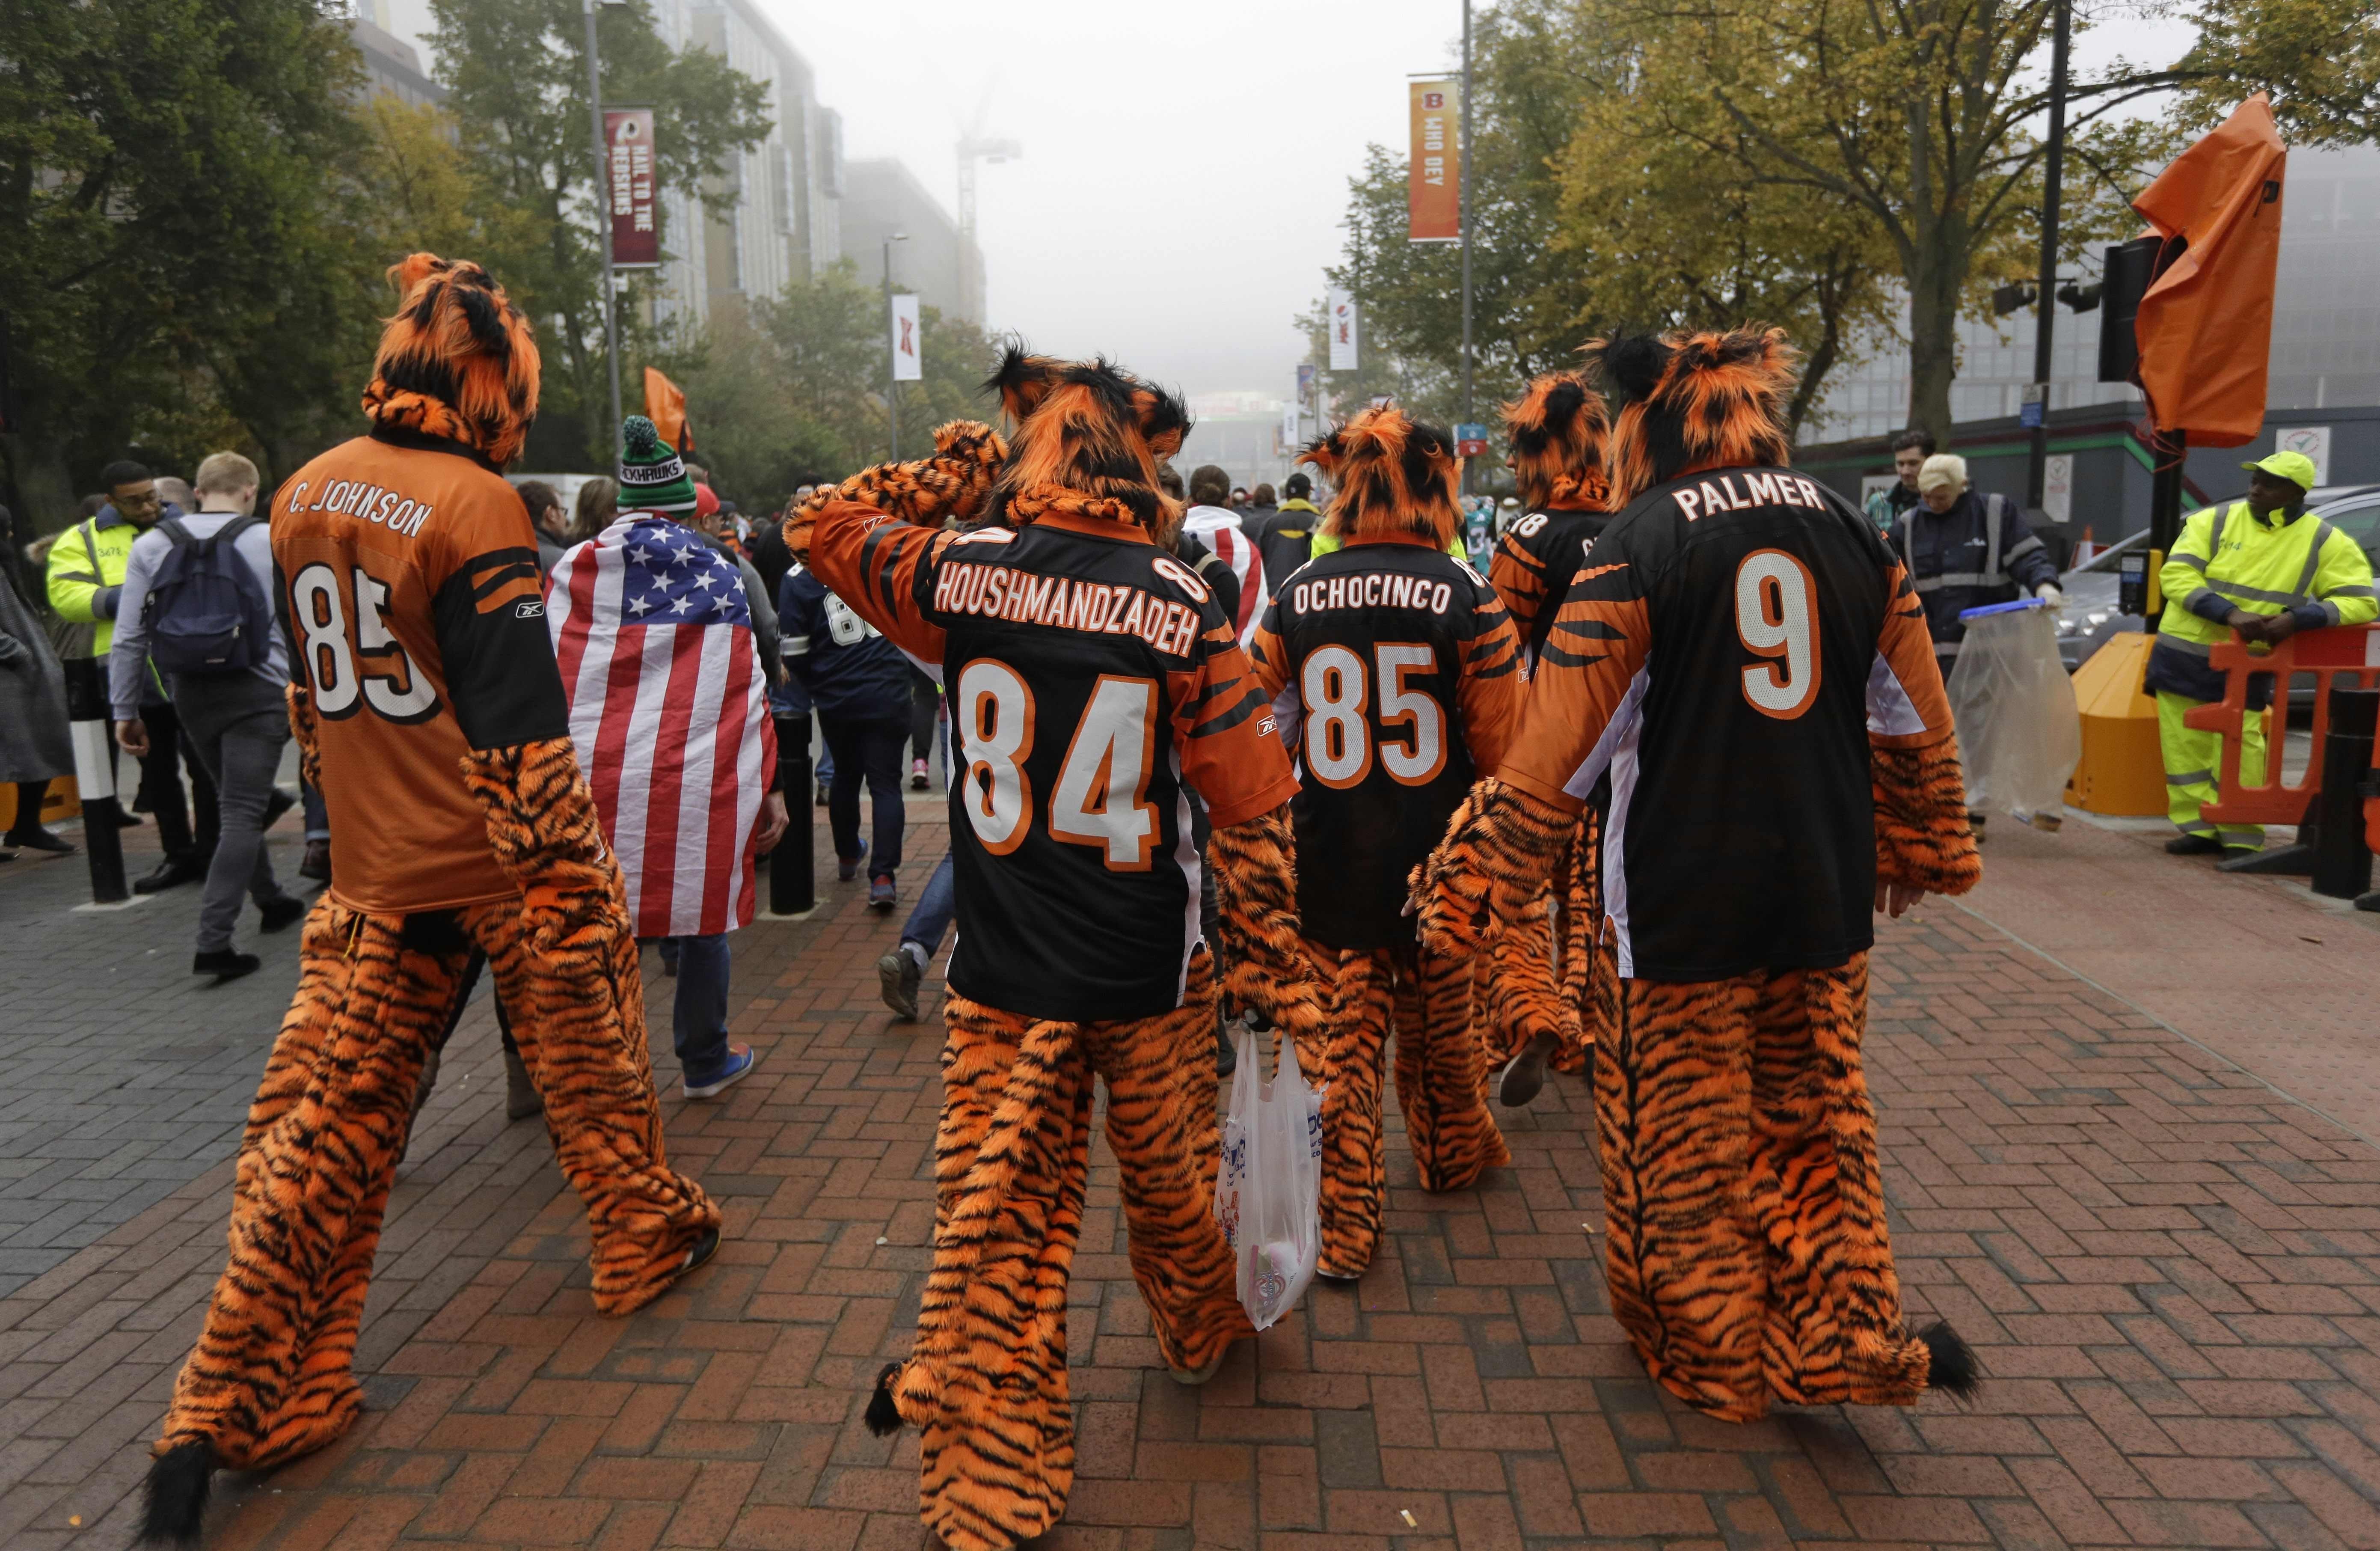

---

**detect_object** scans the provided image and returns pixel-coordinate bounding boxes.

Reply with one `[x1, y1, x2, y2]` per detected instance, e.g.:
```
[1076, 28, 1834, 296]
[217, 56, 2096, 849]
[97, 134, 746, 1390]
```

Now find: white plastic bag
[1945, 600, 2082, 818]
[1212, 1025, 1324, 1330]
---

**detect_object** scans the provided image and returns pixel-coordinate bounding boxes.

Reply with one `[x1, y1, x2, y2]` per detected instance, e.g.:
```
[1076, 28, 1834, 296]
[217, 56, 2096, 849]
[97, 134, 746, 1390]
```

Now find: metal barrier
[2183, 624, 2380, 831]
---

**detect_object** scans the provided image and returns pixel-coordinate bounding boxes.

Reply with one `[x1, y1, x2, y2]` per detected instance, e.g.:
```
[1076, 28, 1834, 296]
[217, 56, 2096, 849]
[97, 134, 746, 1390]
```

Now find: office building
[838, 158, 984, 326]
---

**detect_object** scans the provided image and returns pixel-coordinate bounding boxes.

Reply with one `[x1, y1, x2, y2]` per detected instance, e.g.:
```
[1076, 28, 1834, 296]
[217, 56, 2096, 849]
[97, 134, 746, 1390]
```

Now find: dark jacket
[1893, 490, 2058, 652]
[778, 562, 912, 723]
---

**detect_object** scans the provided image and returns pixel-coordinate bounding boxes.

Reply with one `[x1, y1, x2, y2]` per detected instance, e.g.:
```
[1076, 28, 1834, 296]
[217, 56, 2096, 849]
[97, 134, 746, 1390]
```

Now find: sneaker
[193, 949, 261, 985]
[878, 946, 923, 1021]
[910, 759, 929, 790]
[2166, 834, 2223, 856]
[838, 840, 869, 882]
[1497, 1030, 1555, 1108]
[258, 894, 308, 933]
[868, 875, 898, 912]
[684, 1043, 758, 1099]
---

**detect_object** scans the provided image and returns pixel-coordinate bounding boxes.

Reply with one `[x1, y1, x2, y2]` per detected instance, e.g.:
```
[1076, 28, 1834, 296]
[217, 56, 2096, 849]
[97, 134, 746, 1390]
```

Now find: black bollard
[59, 657, 131, 905]
[769, 713, 814, 915]
[2310, 686, 2377, 900]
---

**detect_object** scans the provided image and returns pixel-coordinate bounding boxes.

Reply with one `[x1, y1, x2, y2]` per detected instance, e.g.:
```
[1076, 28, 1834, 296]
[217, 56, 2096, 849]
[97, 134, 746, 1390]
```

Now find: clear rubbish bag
[1212, 1025, 1324, 1330]
[1946, 598, 2082, 818]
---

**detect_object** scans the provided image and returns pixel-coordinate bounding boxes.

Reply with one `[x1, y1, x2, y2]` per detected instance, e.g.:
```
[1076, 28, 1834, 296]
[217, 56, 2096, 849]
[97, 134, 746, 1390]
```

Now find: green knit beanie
[617, 415, 698, 512]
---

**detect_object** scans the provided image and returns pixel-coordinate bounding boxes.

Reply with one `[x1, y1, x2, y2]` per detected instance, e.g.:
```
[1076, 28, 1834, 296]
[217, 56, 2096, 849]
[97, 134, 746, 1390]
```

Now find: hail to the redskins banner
[605, 108, 660, 268]
[1407, 78, 1460, 243]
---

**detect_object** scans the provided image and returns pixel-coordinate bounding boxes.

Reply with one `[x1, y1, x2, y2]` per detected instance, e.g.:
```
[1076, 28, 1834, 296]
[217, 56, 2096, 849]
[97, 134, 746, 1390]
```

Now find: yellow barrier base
[2065, 632, 2167, 817]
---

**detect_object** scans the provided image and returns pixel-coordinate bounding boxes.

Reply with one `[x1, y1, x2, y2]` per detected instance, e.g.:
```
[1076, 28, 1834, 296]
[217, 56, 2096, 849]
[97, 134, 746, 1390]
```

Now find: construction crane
[955, 81, 1018, 326]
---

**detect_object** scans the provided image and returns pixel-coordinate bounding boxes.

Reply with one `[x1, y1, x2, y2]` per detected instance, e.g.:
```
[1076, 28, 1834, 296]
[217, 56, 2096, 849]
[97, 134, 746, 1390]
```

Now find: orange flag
[2131, 95, 2287, 449]
[644, 367, 694, 454]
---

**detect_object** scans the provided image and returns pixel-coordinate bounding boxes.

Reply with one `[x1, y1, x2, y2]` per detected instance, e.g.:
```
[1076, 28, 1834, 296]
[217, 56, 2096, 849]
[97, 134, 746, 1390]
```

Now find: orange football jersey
[272, 428, 568, 914]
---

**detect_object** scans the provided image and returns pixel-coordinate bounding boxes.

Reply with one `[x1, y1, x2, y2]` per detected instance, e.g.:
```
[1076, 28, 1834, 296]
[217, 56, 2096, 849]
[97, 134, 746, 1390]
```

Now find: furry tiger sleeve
[285, 683, 322, 795]
[1208, 804, 1332, 1043]
[1411, 778, 1575, 961]
[1872, 737, 1982, 896]
[782, 419, 1008, 559]
[1866, 553, 1978, 896]
[458, 738, 634, 945]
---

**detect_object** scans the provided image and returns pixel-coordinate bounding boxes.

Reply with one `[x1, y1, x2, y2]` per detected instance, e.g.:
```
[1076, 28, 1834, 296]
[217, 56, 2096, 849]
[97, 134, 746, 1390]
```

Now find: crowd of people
[22, 251, 2353, 1551]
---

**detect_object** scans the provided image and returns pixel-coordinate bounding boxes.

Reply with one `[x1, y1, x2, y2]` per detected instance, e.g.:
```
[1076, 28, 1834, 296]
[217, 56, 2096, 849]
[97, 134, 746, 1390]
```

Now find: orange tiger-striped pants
[152, 896, 719, 1474]
[1481, 810, 1602, 1075]
[1304, 939, 1510, 1279]
[1590, 942, 1932, 1420]
[879, 948, 1252, 1551]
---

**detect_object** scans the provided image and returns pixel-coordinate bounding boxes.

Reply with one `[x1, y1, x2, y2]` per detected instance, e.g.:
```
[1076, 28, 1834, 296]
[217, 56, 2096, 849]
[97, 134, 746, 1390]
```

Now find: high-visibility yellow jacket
[2146, 499, 2377, 701]
[44, 512, 143, 658]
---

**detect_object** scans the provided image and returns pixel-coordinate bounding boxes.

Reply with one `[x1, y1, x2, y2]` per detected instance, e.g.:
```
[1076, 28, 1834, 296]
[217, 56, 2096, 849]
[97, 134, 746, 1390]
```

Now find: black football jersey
[808, 508, 1298, 1021]
[1490, 507, 1611, 665]
[1500, 466, 1953, 981]
[1251, 537, 1522, 949]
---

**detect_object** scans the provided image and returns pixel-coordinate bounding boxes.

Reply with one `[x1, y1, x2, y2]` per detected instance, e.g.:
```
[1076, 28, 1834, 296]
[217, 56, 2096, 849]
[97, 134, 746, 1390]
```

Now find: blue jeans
[644, 933, 731, 1082]
[901, 853, 957, 953]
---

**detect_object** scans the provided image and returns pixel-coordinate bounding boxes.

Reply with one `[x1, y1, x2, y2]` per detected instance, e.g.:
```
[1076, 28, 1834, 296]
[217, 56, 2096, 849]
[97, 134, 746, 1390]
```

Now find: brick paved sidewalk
[5, 815, 2380, 1550]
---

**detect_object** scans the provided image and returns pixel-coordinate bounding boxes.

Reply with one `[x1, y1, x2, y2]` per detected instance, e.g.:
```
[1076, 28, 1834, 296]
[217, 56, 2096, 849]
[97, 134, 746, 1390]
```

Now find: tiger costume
[786, 354, 1328, 1551]
[1416, 326, 1981, 1421]
[1245, 407, 1518, 1281]
[1480, 370, 1617, 1106]
[140, 256, 719, 1546]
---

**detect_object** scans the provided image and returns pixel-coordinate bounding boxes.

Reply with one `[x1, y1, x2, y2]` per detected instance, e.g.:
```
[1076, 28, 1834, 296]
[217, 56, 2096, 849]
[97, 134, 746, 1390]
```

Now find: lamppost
[1458, 0, 1475, 493]
[2024, 0, 2071, 513]
[884, 232, 909, 461]
[584, 0, 625, 441]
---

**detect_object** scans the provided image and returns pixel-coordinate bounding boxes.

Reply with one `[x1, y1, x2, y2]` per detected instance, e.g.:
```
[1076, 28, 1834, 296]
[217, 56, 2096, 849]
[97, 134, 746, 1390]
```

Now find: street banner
[1454, 422, 1488, 457]
[891, 293, 922, 382]
[644, 367, 693, 454]
[603, 108, 659, 269]
[1327, 288, 1359, 371]
[1408, 79, 1460, 242]
[1281, 401, 1301, 450]
[1296, 362, 1316, 406]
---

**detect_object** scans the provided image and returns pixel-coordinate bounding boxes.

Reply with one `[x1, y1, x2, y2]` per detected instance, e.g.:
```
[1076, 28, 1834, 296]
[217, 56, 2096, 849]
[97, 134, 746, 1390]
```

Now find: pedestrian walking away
[107, 451, 305, 983]
[779, 528, 913, 911]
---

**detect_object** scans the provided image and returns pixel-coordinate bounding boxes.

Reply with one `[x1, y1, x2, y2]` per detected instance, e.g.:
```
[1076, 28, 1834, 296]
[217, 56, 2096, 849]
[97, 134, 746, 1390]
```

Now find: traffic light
[2095, 236, 2165, 383]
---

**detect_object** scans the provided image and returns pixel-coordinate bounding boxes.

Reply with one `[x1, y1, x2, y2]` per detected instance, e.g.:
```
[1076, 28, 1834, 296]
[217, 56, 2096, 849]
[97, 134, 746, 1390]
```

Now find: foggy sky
[763, 0, 1468, 400]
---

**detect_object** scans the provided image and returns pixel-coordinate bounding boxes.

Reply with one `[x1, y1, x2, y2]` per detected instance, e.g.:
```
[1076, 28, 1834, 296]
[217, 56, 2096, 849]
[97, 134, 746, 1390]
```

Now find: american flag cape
[546, 515, 776, 938]
[1181, 506, 1266, 648]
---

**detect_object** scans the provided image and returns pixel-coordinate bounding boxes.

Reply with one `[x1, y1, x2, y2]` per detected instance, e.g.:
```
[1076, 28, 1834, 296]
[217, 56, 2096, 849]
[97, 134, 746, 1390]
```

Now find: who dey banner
[604, 108, 659, 268]
[1408, 79, 1460, 242]
[890, 293, 921, 382]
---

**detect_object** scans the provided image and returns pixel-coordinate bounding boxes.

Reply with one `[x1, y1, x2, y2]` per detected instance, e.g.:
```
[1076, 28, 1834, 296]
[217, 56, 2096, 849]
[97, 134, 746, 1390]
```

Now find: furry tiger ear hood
[1501, 370, 1611, 513]
[985, 345, 1191, 535]
[1585, 326, 1796, 506]
[1300, 405, 1463, 547]
[360, 253, 540, 469]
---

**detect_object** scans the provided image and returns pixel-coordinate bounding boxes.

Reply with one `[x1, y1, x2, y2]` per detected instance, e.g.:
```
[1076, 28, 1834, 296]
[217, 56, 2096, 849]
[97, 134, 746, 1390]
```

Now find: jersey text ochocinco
[1497, 466, 1953, 981]
[807, 505, 1300, 1022]
[1250, 536, 1522, 949]
[271, 428, 569, 914]
[1491, 506, 1611, 666]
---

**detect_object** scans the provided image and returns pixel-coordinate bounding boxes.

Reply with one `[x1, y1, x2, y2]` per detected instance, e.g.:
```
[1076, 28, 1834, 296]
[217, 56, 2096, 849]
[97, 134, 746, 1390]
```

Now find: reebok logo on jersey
[513, 599, 544, 619]
[932, 562, 1202, 654]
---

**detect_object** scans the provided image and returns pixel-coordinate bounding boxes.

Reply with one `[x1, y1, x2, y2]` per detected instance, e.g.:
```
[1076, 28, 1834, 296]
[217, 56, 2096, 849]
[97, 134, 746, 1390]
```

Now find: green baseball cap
[2241, 449, 2319, 490]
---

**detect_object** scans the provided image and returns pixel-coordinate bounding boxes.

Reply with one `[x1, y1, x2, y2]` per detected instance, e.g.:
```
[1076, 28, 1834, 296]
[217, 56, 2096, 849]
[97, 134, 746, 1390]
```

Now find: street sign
[1454, 422, 1489, 457]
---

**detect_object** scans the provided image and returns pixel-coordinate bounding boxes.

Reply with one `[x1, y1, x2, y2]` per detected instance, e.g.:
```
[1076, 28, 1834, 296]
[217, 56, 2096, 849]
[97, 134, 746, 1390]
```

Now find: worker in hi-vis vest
[2146, 449, 2376, 856]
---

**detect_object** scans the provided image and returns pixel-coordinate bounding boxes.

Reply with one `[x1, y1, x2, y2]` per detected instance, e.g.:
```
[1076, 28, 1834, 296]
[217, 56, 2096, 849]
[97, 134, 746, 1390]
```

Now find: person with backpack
[108, 451, 304, 983]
